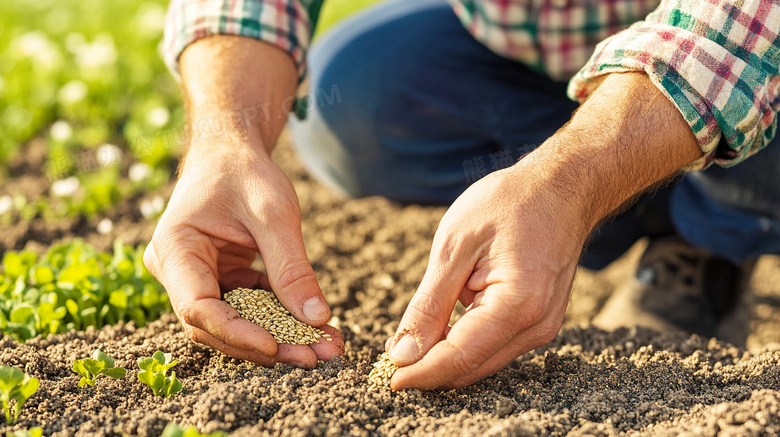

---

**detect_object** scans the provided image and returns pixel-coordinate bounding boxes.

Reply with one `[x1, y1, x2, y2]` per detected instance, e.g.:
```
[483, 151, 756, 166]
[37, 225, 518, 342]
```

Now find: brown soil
[2, 131, 780, 435]
[0, 139, 172, 254]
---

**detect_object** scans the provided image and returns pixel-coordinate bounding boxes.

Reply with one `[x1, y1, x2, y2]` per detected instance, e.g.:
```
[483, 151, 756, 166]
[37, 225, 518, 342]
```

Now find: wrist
[180, 133, 271, 178]
[179, 36, 297, 158]
[512, 72, 701, 234]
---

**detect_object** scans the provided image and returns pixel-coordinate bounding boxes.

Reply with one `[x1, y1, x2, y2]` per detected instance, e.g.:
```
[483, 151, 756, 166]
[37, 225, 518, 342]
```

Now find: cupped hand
[144, 142, 344, 368]
[386, 161, 589, 389]
[384, 71, 703, 389]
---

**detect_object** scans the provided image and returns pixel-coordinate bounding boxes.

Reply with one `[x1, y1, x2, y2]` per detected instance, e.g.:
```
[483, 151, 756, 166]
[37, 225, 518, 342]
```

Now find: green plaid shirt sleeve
[568, 0, 780, 169]
[163, 0, 324, 81]
[449, 0, 662, 81]
[164, 0, 779, 169]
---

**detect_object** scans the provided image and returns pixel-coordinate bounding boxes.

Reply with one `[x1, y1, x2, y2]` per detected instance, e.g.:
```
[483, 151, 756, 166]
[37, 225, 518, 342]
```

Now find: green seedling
[160, 423, 226, 437]
[6, 427, 43, 437]
[0, 366, 39, 426]
[72, 349, 126, 387]
[0, 240, 170, 343]
[137, 351, 182, 398]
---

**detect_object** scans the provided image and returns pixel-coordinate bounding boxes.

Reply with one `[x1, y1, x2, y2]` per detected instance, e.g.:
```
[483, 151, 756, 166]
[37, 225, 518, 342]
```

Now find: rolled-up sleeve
[163, 0, 313, 81]
[568, 0, 780, 169]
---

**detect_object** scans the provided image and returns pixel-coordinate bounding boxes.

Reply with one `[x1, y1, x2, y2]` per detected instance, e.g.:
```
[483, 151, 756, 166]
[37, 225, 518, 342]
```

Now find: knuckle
[142, 245, 158, 276]
[261, 192, 301, 222]
[407, 291, 444, 325]
[449, 344, 483, 377]
[274, 259, 317, 292]
[537, 323, 561, 345]
[183, 326, 200, 344]
[484, 313, 520, 338]
[516, 296, 546, 328]
[432, 231, 461, 267]
[178, 303, 196, 328]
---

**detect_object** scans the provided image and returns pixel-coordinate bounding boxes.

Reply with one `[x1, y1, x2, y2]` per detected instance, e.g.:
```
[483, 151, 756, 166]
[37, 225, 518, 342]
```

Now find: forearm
[522, 72, 702, 237]
[179, 35, 298, 158]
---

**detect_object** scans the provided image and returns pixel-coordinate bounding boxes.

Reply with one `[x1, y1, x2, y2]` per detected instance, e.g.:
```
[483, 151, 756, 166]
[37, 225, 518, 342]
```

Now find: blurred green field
[0, 0, 182, 218]
[0, 0, 177, 341]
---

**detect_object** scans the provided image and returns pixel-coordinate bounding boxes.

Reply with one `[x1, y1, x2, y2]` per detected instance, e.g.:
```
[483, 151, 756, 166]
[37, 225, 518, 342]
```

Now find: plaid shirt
[164, 0, 780, 168]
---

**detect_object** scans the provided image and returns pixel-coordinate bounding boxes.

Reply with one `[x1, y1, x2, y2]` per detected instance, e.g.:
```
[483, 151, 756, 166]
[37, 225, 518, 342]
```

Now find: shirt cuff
[568, 2, 780, 170]
[163, 0, 312, 82]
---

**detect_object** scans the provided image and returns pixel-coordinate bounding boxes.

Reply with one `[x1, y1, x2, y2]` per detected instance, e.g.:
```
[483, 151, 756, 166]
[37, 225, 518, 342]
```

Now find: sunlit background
[0, 0, 182, 220]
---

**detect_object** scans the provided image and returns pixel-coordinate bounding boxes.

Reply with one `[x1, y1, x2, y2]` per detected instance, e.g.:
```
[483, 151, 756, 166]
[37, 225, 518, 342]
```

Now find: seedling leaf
[152, 350, 166, 364]
[82, 359, 104, 377]
[165, 371, 182, 397]
[102, 367, 126, 379]
[72, 360, 89, 378]
[92, 349, 114, 368]
[109, 290, 128, 309]
[0, 367, 24, 393]
[0, 366, 38, 425]
[137, 357, 156, 371]
[9, 305, 34, 324]
[77, 377, 94, 388]
[137, 351, 182, 398]
[71, 350, 125, 388]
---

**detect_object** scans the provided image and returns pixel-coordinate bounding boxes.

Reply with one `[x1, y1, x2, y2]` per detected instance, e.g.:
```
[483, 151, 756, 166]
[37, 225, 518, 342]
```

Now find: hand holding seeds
[225, 288, 332, 345]
[384, 165, 581, 390]
[144, 138, 344, 368]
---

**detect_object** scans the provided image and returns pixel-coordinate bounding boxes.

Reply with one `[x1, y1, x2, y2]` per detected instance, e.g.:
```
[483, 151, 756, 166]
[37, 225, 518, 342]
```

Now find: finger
[385, 325, 451, 352]
[442, 324, 554, 389]
[153, 238, 279, 356]
[390, 289, 522, 390]
[252, 215, 331, 327]
[308, 325, 345, 361]
[184, 298, 278, 355]
[188, 326, 319, 368]
[388, 234, 479, 367]
[218, 267, 267, 291]
[188, 326, 275, 366]
[213, 241, 257, 267]
[441, 289, 569, 389]
[276, 343, 318, 369]
[211, 240, 269, 291]
[458, 286, 478, 308]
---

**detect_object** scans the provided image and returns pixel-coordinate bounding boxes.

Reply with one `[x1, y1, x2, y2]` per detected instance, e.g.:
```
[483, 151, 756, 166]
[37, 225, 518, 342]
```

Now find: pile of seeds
[368, 352, 399, 388]
[224, 288, 332, 345]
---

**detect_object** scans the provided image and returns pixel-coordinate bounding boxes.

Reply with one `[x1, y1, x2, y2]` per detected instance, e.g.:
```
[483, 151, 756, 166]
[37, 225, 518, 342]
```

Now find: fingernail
[302, 296, 329, 321]
[390, 334, 419, 364]
[289, 361, 306, 368]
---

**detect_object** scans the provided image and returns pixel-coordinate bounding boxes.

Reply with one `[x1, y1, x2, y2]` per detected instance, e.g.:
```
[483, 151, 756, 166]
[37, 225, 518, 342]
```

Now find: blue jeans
[290, 0, 780, 269]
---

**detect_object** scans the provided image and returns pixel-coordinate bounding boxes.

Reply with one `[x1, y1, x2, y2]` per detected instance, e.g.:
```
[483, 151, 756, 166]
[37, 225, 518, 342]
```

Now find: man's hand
[144, 36, 344, 367]
[386, 72, 703, 389]
[144, 143, 343, 367]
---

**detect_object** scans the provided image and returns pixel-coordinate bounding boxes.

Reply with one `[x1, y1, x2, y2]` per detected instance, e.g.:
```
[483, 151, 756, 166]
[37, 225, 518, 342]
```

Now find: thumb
[254, 218, 331, 327]
[389, 235, 477, 367]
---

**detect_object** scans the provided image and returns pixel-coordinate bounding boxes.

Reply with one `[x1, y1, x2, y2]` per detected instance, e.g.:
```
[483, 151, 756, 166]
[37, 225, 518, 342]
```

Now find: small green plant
[0, 239, 170, 343]
[0, 366, 39, 426]
[6, 427, 43, 437]
[137, 351, 182, 398]
[72, 349, 126, 387]
[161, 423, 226, 437]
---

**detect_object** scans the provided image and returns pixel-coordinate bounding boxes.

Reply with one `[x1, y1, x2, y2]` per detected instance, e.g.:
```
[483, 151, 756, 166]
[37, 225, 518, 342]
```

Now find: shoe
[592, 235, 755, 346]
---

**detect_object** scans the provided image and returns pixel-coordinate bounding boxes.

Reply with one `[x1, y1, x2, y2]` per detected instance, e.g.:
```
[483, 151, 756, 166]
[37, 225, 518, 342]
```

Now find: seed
[224, 287, 331, 346]
[368, 352, 398, 389]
